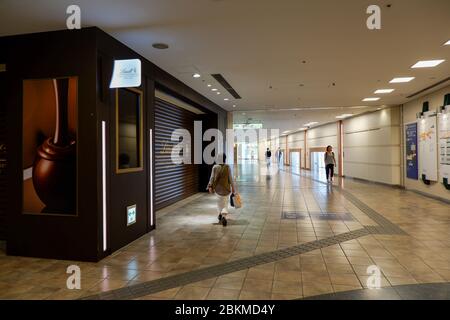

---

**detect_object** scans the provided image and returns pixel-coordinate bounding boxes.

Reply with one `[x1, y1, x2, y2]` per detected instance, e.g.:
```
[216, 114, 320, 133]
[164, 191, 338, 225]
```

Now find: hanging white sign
[418, 114, 438, 181]
[110, 59, 141, 88]
[438, 107, 450, 183]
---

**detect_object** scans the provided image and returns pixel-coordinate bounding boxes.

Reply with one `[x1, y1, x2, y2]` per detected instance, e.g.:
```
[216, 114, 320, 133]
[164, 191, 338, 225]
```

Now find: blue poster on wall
[406, 122, 418, 180]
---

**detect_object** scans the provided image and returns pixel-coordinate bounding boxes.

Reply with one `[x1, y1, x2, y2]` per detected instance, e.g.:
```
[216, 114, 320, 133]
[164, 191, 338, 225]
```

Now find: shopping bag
[233, 193, 243, 209]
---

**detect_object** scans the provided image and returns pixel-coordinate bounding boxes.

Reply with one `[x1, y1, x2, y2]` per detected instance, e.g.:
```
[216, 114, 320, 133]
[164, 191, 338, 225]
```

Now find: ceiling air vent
[211, 74, 241, 99]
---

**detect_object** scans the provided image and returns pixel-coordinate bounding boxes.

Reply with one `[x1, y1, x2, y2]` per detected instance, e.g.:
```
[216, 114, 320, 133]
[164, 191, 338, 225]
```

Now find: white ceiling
[1, 0, 449, 129]
[232, 106, 382, 133]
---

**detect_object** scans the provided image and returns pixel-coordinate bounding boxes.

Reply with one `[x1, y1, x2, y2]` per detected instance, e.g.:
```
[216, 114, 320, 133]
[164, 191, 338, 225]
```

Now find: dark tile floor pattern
[281, 211, 355, 221]
[302, 282, 450, 300]
[287, 169, 407, 235]
[81, 229, 372, 300]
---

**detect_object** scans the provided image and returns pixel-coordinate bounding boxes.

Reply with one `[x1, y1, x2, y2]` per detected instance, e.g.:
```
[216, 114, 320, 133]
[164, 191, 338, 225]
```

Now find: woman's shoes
[218, 213, 227, 226]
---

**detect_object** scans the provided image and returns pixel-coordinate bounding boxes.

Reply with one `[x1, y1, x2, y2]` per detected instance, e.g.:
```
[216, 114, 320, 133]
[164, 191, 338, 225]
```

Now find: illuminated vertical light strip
[149, 129, 154, 227]
[102, 121, 107, 252]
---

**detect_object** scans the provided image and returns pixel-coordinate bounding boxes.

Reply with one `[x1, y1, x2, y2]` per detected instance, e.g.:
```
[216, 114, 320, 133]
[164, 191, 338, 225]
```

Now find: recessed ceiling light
[207, 84, 212, 87]
[211, 88, 218, 91]
[152, 43, 169, 49]
[224, 98, 229, 101]
[390, 77, 415, 83]
[336, 114, 353, 119]
[193, 73, 201, 78]
[233, 105, 236, 108]
[445, 40, 450, 46]
[363, 97, 380, 102]
[377, 108, 382, 110]
[283, 130, 291, 134]
[374, 89, 395, 94]
[216, 92, 221, 95]
[411, 59, 445, 68]
[304, 122, 318, 127]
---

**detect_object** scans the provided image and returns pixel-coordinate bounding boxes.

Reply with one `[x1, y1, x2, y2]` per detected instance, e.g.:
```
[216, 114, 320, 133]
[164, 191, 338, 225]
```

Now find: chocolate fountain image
[32, 78, 76, 214]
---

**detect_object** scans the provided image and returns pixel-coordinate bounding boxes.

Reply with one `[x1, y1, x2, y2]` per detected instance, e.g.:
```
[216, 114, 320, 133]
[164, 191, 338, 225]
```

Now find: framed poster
[418, 114, 438, 182]
[22, 77, 78, 215]
[405, 122, 418, 180]
[116, 88, 143, 174]
[438, 108, 450, 186]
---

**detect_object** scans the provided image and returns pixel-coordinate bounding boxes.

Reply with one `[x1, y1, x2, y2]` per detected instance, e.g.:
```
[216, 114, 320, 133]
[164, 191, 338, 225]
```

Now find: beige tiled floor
[0, 163, 449, 300]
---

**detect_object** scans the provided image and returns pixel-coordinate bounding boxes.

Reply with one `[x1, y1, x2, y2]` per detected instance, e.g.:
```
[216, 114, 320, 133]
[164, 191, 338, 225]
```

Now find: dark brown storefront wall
[1, 27, 226, 261]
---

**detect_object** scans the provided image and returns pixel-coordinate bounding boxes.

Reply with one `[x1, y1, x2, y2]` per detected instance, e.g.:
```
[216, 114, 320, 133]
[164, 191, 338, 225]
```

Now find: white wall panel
[344, 163, 401, 185]
[343, 107, 401, 185]
[287, 131, 304, 149]
[306, 123, 338, 171]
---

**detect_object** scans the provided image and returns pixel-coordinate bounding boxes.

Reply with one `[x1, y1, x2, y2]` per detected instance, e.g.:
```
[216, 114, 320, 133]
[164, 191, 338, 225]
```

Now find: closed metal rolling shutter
[154, 97, 200, 210]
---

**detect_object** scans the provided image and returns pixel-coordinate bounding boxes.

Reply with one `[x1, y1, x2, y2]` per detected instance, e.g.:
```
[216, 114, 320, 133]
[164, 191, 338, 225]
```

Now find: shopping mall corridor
[0, 162, 449, 300]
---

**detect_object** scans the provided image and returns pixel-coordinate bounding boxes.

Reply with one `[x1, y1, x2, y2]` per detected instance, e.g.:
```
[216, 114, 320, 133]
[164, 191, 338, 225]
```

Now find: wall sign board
[110, 59, 141, 89]
[418, 114, 438, 182]
[127, 204, 137, 226]
[438, 106, 450, 186]
[405, 122, 418, 180]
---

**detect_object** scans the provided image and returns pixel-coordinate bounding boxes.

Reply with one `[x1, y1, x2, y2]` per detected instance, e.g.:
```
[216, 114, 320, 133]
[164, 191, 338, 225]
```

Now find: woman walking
[324, 145, 336, 182]
[207, 153, 236, 226]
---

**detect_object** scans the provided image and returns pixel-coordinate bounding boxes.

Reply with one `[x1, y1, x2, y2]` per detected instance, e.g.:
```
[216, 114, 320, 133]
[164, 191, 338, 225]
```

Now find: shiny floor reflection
[0, 162, 449, 300]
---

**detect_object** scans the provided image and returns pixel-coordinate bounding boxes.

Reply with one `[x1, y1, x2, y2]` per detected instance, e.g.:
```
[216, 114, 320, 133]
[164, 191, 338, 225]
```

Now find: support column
[285, 135, 288, 165]
[304, 130, 308, 169]
[338, 120, 344, 177]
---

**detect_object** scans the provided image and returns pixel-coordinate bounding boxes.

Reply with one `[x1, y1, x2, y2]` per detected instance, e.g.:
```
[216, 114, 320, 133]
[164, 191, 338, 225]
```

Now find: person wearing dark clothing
[265, 148, 272, 167]
[324, 145, 336, 182]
